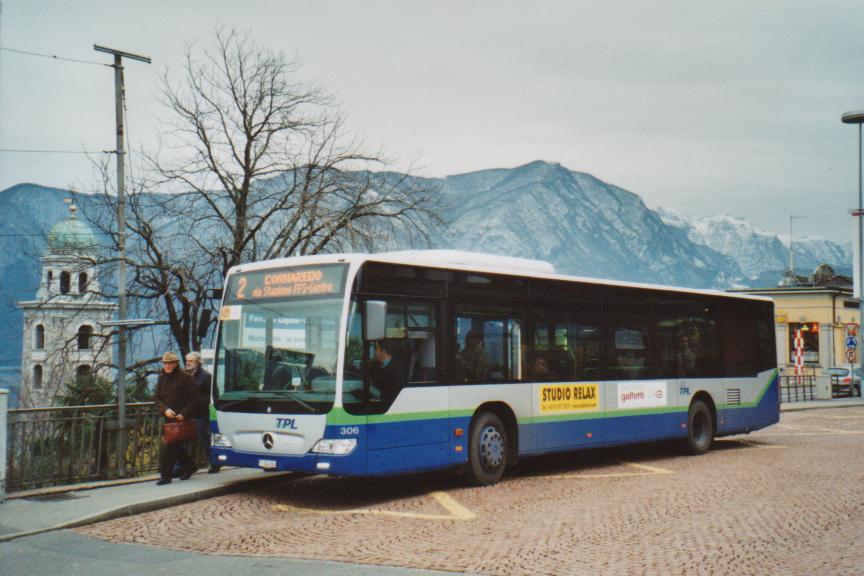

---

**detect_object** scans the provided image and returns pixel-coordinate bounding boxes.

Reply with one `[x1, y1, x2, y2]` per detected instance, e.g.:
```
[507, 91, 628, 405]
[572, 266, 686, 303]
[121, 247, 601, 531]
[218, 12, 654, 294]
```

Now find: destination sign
[225, 264, 346, 304]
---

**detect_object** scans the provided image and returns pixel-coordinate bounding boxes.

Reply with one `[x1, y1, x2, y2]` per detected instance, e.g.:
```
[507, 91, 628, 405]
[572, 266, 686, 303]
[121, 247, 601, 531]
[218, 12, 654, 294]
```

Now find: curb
[0, 471, 296, 544]
[5, 473, 163, 501]
[781, 401, 864, 413]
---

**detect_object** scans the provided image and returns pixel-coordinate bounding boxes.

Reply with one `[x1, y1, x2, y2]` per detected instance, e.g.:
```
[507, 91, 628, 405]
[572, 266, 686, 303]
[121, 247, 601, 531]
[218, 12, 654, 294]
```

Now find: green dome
[47, 205, 97, 254]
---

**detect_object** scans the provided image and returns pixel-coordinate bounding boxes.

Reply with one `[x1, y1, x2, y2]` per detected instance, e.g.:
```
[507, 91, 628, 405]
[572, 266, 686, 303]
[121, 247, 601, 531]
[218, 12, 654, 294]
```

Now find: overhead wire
[0, 46, 111, 67]
[0, 45, 118, 162]
[0, 148, 111, 155]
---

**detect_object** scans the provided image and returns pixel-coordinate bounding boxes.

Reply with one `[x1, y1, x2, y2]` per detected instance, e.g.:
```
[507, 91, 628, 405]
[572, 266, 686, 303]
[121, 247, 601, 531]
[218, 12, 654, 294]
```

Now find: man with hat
[154, 351, 199, 485]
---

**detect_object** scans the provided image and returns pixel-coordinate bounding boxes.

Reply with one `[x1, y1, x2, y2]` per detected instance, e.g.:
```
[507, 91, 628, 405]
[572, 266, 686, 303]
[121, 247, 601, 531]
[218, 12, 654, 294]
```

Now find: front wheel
[464, 412, 508, 486]
[686, 399, 714, 454]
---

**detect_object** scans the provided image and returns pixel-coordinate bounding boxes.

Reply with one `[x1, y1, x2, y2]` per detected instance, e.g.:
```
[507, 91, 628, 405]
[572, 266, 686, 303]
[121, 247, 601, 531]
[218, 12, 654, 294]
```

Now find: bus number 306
[339, 426, 360, 436]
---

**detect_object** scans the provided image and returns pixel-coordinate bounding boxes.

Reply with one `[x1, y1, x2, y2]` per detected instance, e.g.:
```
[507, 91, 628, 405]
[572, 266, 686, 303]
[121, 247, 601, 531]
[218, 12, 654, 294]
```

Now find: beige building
[738, 265, 857, 400]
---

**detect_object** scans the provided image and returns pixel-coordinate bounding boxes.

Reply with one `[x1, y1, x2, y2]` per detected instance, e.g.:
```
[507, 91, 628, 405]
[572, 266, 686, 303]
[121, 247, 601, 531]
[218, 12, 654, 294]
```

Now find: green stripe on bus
[326, 370, 777, 426]
[327, 407, 450, 425]
[519, 405, 686, 426]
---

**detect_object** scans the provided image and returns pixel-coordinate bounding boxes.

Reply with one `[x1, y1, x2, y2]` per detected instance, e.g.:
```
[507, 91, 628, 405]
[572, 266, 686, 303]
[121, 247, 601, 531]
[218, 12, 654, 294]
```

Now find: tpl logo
[276, 417, 297, 430]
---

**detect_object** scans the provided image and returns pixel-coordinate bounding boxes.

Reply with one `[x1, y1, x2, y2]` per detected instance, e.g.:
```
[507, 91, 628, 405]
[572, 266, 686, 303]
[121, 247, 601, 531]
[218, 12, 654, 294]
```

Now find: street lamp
[841, 110, 864, 378]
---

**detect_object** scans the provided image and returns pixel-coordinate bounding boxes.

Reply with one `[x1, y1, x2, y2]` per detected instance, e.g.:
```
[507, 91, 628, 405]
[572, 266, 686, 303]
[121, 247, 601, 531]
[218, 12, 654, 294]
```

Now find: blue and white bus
[210, 250, 779, 485]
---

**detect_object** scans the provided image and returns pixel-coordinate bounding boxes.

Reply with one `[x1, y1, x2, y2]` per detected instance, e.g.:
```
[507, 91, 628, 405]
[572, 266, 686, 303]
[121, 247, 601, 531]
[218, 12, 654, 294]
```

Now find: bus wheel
[464, 412, 508, 486]
[686, 399, 714, 454]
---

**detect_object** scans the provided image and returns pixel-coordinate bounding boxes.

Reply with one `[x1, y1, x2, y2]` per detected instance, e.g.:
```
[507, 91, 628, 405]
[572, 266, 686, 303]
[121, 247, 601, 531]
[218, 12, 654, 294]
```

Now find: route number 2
[235, 277, 247, 300]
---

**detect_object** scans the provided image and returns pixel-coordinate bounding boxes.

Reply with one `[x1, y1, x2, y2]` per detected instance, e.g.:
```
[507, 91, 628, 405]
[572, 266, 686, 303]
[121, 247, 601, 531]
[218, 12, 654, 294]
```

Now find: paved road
[7, 408, 864, 575]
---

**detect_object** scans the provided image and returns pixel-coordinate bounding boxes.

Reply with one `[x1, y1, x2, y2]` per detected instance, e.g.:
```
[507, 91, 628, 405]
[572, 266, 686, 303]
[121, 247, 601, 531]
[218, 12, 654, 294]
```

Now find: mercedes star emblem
[262, 433, 274, 450]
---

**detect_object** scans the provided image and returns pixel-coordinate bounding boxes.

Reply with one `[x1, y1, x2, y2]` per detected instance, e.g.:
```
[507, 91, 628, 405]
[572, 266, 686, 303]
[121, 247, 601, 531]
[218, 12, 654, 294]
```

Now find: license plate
[258, 459, 277, 470]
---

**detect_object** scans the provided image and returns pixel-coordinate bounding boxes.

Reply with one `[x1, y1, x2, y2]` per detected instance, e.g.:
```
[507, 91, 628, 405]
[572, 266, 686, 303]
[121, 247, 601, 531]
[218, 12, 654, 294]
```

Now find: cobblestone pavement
[78, 408, 864, 575]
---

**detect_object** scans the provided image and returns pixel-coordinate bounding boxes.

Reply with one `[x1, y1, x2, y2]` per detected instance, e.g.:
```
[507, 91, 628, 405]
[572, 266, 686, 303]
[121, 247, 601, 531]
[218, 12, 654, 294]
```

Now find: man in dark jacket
[185, 351, 219, 473]
[154, 351, 198, 485]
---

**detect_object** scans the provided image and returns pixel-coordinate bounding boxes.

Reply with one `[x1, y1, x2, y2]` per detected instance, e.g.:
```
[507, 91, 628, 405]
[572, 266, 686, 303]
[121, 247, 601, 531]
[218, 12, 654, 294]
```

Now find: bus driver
[369, 341, 404, 402]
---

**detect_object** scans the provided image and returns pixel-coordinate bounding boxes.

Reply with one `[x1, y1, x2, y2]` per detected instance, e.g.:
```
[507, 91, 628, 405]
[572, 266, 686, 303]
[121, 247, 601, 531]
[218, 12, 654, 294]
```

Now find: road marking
[536, 461, 674, 479]
[623, 462, 675, 474]
[429, 491, 477, 520]
[808, 426, 860, 434]
[773, 423, 861, 436]
[271, 490, 476, 521]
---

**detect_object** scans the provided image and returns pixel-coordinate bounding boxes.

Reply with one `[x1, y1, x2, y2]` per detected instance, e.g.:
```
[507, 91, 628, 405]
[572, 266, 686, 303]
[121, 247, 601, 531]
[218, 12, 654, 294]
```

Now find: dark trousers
[196, 416, 212, 466]
[160, 441, 193, 480]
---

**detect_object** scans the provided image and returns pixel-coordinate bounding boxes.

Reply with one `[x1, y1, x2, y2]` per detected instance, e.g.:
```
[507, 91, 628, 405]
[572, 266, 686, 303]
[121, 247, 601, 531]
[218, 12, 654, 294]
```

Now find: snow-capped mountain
[429, 161, 738, 287]
[0, 162, 853, 372]
[657, 208, 852, 282]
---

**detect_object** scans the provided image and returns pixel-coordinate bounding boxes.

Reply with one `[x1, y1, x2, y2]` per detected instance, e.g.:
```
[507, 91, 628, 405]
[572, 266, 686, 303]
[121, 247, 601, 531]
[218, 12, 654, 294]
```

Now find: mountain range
[0, 161, 852, 376]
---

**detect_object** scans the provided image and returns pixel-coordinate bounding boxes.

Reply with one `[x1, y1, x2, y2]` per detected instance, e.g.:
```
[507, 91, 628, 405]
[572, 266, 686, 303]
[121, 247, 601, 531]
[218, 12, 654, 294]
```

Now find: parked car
[827, 367, 862, 398]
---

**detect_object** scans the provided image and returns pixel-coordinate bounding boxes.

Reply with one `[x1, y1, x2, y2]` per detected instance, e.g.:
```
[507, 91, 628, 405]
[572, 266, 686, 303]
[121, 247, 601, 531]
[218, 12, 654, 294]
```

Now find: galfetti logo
[539, 384, 599, 412]
[617, 382, 667, 409]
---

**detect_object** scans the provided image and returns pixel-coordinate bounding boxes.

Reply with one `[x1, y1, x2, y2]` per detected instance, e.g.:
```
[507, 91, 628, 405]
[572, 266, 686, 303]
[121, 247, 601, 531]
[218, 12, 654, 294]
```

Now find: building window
[77, 325, 93, 350]
[78, 272, 88, 293]
[35, 324, 45, 350]
[76, 365, 92, 379]
[60, 271, 71, 294]
[788, 322, 819, 364]
[46, 270, 53, 289]
[33, 365, 43, 389]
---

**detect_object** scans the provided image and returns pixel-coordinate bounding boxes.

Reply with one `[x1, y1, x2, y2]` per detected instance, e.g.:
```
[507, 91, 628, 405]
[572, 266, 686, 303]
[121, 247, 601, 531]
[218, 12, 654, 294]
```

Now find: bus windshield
[214, 264, 347, 414]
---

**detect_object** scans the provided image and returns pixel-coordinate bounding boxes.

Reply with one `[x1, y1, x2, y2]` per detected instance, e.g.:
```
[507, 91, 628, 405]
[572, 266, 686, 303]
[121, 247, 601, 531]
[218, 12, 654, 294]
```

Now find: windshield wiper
[265, 390, 317, 413]
[217, 398, 258, 410]
[218, 391, 317, 413]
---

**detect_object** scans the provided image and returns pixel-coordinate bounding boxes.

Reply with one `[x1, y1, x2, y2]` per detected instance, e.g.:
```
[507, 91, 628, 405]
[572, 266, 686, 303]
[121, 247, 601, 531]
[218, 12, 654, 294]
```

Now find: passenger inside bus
[532, 356, 551, 381]
[458, 330, 489, 383]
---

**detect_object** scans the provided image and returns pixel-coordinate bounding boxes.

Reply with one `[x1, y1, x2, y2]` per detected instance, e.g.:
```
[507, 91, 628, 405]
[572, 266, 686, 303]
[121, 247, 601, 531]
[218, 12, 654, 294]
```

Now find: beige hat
[161, 351, 179, 363]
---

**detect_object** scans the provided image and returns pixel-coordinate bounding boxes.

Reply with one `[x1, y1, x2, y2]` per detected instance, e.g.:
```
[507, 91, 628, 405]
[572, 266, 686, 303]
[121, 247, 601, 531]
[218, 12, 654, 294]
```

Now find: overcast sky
[1, 0, 862, 242]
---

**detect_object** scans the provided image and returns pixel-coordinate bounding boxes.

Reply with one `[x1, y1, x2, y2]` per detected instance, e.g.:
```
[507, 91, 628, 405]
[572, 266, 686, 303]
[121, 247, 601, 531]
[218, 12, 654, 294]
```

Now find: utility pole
[94, 45, 150, 477]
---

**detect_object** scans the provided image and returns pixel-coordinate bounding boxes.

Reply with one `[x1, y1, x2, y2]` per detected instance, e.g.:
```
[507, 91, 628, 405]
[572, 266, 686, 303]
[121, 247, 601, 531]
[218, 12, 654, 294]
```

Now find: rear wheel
[686, 399, 714, 454]
[464, 412, 508, 486]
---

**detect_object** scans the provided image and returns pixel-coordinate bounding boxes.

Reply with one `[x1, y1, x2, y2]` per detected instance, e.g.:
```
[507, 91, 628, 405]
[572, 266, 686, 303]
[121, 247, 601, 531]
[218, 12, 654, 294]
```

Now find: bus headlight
[311, 439, 357, 455]
[212, 433, 232, 448]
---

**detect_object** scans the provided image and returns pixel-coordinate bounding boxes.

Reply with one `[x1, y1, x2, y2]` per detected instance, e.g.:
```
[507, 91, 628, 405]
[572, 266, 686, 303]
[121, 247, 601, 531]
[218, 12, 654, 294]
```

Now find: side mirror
[365, 300, 386, 341]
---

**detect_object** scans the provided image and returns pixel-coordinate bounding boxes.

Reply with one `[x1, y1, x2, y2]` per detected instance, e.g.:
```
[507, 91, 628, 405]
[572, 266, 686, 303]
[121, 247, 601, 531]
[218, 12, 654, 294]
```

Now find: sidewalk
[780, 397, 864, 412]
[0, 467, 295, 543]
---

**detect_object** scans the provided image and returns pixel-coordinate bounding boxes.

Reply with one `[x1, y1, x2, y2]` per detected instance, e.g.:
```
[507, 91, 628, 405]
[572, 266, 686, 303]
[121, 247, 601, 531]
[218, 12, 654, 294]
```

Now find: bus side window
[532, 306, 600, 382]
[604, 294, 657, 380]
[454, 308, 525, 383]
[407, 300, 438, 384]
[343, 296, 439, 415]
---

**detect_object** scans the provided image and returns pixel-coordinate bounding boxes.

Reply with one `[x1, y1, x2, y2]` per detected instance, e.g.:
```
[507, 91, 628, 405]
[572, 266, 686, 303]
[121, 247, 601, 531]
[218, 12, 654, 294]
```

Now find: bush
[58, 374, 114, 406]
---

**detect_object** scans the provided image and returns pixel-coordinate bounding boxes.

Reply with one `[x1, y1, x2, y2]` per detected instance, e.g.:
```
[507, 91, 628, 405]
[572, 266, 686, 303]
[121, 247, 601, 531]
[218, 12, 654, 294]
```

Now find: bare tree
[90, 27, 439, 359]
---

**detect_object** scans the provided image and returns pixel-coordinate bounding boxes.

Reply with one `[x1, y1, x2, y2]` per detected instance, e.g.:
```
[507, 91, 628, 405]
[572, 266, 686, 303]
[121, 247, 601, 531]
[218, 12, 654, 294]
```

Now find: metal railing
[779, 375, 816, 403]
[6, 402, 164, 493]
